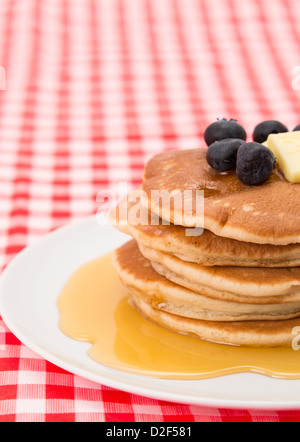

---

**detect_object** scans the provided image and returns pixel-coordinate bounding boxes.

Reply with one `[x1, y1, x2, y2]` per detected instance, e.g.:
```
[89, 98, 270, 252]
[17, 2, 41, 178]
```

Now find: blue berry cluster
[204, 119, 296, 186]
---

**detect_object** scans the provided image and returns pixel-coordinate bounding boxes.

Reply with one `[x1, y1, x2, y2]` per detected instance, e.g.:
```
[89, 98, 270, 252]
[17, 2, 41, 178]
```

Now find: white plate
[1, 216, 300, 410]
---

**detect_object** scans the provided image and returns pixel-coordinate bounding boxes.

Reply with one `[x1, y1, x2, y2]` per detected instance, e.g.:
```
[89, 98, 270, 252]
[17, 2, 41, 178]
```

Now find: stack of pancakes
[112, 149, 300, 347]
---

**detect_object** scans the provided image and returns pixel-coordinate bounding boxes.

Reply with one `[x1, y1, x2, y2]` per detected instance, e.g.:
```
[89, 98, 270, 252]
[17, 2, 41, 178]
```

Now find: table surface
[1, 0, 300, 422]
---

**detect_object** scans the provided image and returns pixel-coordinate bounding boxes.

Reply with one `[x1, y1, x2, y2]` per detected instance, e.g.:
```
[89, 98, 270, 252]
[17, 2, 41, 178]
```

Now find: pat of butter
[266, 131, 300, 183]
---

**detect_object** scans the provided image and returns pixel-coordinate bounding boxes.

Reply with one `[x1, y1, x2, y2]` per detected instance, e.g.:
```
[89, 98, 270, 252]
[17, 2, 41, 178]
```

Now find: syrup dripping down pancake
[113, 241, 300, 347]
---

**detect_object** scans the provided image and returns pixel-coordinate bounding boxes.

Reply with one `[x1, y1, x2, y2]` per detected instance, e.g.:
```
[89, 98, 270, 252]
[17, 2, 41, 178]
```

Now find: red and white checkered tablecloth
[1, 0, 300, 422]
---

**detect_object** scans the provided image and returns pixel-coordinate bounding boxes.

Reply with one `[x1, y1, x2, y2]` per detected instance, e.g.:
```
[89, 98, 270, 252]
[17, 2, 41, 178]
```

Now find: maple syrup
[57, 253, 300, 380]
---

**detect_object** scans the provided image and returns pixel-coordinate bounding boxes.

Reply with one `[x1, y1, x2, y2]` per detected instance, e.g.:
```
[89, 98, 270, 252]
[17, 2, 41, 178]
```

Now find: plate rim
[1, 216, 300, 410]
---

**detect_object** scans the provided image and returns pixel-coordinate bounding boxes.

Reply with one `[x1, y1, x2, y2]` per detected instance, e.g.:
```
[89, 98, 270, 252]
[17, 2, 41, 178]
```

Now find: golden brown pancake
[131, 294, 300, 348]
[137, 242, 300, 301]
[111, 200, 300, 267]
[140, 148, 300, 245]
[112, 241, 300, 342]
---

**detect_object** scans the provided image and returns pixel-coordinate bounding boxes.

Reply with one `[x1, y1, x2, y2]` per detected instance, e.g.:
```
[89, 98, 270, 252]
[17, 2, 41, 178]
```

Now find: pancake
[111, 200, 300, 267]
[138, 242, 300, 301]
[113, 240, 300, 324]
[140, 148, 300, 245]
[131, 294, 300, 348]
[150, 261, 300, 305]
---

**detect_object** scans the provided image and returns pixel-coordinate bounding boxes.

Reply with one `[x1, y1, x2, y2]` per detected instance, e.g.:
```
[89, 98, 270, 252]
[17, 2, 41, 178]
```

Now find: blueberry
[293, 124, 300, 132]
[206, 139, 245, 172]
[204, 119, 247, 146]
[236, 142, 276, 186]
[253, 120, 288, 143]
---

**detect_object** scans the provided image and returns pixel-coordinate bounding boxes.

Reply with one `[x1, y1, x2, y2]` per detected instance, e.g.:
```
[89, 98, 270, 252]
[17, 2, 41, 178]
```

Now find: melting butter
[266, 131, 300, 183]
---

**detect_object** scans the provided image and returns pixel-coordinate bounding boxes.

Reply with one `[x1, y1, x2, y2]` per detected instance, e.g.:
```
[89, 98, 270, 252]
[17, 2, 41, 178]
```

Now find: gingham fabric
[1, 0, 300, 422]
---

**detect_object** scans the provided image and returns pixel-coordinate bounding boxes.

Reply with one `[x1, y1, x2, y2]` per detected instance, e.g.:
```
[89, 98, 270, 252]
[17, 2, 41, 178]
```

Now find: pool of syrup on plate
[57, 253, 300, 380]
